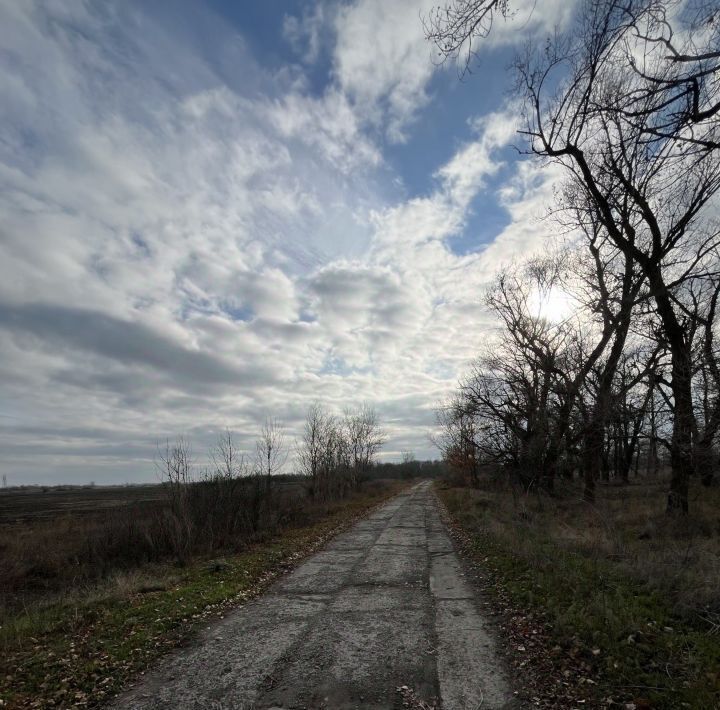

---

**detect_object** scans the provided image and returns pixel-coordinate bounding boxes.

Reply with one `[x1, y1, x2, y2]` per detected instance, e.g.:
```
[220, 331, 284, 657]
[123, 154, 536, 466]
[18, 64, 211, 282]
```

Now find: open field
[438, 477, 720, 708]
[0, 485, 166, 524]
[0, 478, 314, 525]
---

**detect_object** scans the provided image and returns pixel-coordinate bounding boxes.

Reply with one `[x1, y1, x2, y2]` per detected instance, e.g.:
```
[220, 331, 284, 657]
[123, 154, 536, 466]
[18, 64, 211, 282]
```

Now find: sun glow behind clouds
[530, 287, 575, 323]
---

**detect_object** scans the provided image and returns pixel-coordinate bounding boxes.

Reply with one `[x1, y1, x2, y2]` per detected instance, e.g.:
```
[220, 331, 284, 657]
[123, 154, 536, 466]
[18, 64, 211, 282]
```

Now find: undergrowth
[438, 482, 720, 709]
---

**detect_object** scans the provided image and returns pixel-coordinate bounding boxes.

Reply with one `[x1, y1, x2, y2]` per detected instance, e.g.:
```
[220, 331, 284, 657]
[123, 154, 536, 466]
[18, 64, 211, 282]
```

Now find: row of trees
[436, 255, 718, 498]
[428, 0, 720, 513]
[296, 403, 387, 498]
[156, 404, 385, 557]
[155, 405, 386, 556]
[156, 419, 289, 556]
[159, 404, 386, 492]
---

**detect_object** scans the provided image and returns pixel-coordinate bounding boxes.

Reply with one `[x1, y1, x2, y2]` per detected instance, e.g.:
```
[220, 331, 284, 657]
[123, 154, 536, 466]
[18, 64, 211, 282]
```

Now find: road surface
[112, 481, 518, 709]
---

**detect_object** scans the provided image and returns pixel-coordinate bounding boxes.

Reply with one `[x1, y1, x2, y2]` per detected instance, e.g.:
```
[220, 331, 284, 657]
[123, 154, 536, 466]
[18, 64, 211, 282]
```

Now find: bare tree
[199, 429, 249, 547]
[472, 257, 629, 491]
[343, 405, 386, 489]
[434, 394, 483, 486]
[155, 436, 193, 561]
[683, 270, 720, 485]
[424, 0, 512, 73]
[429, 0, 720, 512]
[211, 428, 247, 479]
[156, 436, 192, 490]
[401, 450, 416, 464]
[297, 403, 337, 498]
[255, 417, 287, 482]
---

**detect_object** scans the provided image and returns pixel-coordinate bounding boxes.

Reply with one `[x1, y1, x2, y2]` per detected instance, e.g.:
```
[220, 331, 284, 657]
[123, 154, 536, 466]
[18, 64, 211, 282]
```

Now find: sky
[0, 0, 576, 485]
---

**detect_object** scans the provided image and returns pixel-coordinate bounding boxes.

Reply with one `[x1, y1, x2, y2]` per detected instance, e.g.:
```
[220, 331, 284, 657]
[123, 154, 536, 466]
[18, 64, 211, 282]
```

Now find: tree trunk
[667, 346, 693, 513]
[695, 438, 716, 487]
[634, 444, 640, 478]
[647, 267, 693, 514]
[581, 306, 633, 501]
[646, 383, 659, 477]
[601, 433, 611, 482]
[582, 422, 603, 502]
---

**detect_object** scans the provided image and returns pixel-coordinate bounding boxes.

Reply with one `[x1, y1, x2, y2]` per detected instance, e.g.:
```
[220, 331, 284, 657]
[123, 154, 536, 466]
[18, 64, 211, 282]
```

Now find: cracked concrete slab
[375, 525, 427, 547]
[110, 481, 518, 710]
[430, 552, 476, 600]
[427, 531, 455, 555]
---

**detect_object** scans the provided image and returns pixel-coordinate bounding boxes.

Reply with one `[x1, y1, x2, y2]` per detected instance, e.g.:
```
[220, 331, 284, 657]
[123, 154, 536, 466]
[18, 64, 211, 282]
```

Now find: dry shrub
[0, 476, 388, 615]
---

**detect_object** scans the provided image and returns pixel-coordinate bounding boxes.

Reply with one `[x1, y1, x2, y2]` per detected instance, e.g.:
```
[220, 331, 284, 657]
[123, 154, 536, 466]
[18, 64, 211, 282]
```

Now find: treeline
[369, 455, 447, 480]
[154, 404, 387, 561]
[295, 403, 386, 498]
[428, 0, 720, 513]
[435, 257, 698, 499]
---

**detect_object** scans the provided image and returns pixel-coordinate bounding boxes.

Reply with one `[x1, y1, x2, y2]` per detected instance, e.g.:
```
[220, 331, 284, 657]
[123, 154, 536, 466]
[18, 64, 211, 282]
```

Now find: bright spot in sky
[530, 287, 575, 323]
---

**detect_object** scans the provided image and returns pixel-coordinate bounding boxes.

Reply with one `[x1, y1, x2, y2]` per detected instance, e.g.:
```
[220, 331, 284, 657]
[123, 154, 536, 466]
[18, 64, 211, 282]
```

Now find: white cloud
[283, 5, 326, 64]
[333, 0, 438, 142]
[328, 0, 576, 142]
[263, 87, 382, 172]
[480, 159, 566, 268]
[370, 107, 520, 260]
[0, 1, 567, 483]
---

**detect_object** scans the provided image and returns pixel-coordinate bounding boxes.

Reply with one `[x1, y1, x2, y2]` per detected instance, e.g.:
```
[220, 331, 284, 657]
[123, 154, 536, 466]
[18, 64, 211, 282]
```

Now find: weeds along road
[112, 481, 519, 709]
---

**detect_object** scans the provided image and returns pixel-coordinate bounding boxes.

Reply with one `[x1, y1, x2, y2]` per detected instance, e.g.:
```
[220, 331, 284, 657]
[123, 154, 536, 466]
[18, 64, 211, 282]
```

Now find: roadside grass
[0, 483, 404, 709]
[437, 480, 720, 709]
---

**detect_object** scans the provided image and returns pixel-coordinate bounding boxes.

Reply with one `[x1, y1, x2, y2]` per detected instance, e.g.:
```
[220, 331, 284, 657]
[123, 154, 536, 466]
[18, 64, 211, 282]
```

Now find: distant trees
[211, 428, 247, 479]
[344, 404, 387, 489]
[296, 403, 386, 499]
[428, 0, 720, 513]
[255, 418, 287, 481]
[297, 403, 334, 498]
[150, 403, 387, 561]
[157, 404, 388, 500]
[156, 436, 194, 560]
[296, 403, 347, 499]
[434, 393, 481, 486]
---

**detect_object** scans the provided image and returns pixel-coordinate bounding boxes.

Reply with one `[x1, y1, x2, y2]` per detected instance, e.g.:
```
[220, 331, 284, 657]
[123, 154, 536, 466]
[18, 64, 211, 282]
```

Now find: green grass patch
[0, 485, 403, 709]
[437, 485, 720, 709]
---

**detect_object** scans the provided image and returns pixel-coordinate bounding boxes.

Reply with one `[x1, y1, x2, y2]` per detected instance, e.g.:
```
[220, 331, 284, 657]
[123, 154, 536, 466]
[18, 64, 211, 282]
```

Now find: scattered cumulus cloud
[0, 0, 568, 484]
[332, 0, 438, 142]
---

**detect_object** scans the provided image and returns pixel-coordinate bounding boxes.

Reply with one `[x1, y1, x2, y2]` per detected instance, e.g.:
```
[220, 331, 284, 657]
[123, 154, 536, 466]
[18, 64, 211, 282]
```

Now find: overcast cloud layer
[0, 0, 575, 484]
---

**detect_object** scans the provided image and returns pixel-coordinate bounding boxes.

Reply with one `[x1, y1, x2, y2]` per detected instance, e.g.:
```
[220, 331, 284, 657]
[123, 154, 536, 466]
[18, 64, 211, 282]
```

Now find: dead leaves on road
[396, 684, 438, 709]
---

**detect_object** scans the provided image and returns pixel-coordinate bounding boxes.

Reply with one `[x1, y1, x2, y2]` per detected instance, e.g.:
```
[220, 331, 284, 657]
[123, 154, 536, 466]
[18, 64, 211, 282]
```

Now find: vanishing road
[113, 482, 518, 709]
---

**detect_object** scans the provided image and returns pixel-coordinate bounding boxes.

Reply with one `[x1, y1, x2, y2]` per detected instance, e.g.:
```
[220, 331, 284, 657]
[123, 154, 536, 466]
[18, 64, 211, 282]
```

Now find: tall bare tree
[297, 403, 338, 498]
[211, 428, 247, 479]
[428, 0, 720, 512]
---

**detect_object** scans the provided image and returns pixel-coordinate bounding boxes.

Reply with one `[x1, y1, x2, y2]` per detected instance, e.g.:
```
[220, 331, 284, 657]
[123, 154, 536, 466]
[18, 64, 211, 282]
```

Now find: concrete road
[113, 482, 517, 709]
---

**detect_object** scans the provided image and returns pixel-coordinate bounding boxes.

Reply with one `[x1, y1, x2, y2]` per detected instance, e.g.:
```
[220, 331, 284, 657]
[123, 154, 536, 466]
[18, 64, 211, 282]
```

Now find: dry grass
[0, 478, 394, 616]
[476, 476, 720, 618]
[438, 475, 720, 708]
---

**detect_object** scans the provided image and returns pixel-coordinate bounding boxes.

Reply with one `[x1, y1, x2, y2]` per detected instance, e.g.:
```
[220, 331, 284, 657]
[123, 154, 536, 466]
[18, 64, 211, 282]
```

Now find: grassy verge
[0, 483, 405, 709]
[436, 482, 720, 709]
